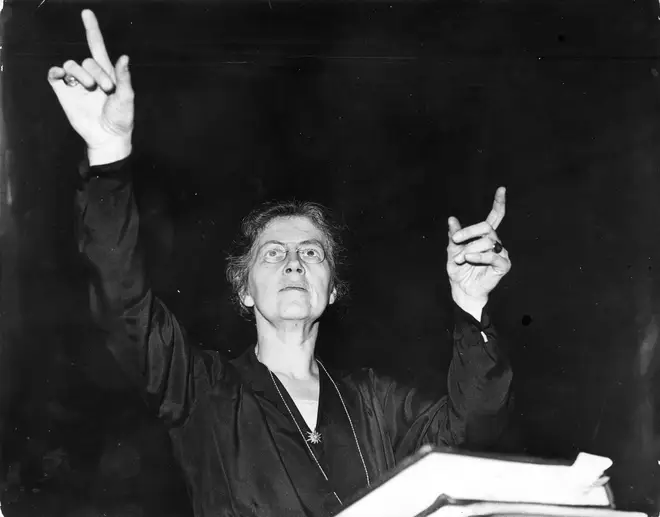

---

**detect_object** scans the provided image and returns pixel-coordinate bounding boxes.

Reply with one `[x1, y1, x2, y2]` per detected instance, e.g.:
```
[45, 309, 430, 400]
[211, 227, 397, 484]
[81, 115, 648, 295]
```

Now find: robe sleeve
[76, 155, 218, 428]
[370, 304, 513, 459]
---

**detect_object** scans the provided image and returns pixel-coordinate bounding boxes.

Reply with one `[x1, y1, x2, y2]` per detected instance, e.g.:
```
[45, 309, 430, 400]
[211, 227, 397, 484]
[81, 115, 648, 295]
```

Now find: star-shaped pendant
[306, 430, 322, 444]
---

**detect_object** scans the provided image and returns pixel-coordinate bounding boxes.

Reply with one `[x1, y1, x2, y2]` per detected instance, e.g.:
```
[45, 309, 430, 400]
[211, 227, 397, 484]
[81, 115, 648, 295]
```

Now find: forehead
[257, 216, 326, 245]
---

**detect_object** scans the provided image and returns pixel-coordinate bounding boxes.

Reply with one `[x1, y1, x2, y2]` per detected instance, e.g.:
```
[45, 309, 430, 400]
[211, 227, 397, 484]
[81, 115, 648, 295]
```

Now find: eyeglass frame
[258, 239, 327, 265]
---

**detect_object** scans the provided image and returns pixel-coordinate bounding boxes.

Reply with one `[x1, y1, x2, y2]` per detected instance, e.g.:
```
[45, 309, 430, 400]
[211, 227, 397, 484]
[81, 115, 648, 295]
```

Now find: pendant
[306, 430, 322, 444]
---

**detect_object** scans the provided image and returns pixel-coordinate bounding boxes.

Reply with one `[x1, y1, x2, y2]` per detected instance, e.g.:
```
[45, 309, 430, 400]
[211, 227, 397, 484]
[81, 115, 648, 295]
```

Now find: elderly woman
[48, 10, 513, 517]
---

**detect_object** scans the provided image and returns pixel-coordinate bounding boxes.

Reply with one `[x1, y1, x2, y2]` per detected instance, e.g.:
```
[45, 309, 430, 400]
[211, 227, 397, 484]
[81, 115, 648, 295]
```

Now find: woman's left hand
[446, 187, 512, 317]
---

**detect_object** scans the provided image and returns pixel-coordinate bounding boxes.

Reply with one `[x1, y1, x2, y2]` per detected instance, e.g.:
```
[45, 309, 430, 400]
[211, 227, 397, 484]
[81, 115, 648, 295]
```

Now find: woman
[48, 10, 513, 517]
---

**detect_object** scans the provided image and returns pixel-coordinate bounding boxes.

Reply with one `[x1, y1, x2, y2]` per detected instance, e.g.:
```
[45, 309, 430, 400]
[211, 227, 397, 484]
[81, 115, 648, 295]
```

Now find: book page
[336, 452, 612, 517]
[429, 503, 647, 517]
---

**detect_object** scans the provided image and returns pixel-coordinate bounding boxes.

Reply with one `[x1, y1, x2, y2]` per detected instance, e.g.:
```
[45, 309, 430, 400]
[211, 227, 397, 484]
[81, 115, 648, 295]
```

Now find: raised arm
[49, 10, 214, 427]
[372, 188, 513, 458]
[371, 303, 512, 460]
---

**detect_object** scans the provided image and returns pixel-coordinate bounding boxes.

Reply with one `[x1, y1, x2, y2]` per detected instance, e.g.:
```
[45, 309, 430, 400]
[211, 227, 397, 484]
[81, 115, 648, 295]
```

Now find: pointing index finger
[81, 10, 114, 78]
[485, 186, 506, 230]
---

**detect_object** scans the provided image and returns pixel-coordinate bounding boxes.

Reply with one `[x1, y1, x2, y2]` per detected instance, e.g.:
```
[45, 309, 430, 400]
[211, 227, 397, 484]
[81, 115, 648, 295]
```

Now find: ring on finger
[493, 241, 503, 254]
[63, 74, 79, 87]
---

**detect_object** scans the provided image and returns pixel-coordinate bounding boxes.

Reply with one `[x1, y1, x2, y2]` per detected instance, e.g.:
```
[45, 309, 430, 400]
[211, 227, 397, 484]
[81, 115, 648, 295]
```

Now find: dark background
[2, 0, 660, 515]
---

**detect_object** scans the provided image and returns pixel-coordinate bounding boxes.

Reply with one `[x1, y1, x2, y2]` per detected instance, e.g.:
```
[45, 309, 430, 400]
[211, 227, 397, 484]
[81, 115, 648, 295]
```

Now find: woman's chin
[277, 302, 322, 321]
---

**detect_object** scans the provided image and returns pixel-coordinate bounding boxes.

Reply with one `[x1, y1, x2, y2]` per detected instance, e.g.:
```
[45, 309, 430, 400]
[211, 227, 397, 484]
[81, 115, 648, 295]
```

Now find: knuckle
[63, 60, 77, 69]
[82, 57, 97, 70]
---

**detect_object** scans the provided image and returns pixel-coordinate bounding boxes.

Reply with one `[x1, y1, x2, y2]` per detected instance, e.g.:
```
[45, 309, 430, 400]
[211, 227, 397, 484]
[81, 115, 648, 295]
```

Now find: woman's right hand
[47, 9, 134, 165]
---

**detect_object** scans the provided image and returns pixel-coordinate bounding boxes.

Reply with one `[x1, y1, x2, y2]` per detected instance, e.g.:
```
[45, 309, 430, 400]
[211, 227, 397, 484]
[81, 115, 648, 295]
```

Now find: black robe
[75, 156, 513, 517]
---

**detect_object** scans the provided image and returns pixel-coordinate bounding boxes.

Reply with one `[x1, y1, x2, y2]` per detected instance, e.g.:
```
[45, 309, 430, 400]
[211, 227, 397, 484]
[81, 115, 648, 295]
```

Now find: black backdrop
[2, 0, 660, 515]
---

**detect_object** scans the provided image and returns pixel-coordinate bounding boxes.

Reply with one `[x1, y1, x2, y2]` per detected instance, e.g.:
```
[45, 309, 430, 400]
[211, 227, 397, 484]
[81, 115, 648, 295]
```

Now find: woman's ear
[242, 292, 255, 308]
[329, 287, 337, 305]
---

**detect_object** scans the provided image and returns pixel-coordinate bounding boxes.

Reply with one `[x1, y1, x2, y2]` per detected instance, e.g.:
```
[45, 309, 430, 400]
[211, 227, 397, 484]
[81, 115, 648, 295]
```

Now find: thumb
[447, 216, 462, 238]
[114, 55, 133, 99]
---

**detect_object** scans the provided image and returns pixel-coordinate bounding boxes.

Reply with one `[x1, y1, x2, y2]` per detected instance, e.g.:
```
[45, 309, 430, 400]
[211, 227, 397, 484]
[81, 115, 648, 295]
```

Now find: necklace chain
[268, 367, 342, 506]
[267, 359, 371, 507]
[317, 360, 371, 487]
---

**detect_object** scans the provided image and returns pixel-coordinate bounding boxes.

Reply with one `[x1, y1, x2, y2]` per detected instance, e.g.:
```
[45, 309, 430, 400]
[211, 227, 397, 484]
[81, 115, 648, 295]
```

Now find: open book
[334, 447, 636, 517]
[421, 501, 647, 517]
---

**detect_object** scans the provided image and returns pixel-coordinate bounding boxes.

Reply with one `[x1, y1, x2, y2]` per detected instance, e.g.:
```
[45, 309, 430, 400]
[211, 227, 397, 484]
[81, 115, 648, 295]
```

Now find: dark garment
[75, 156, 513, 517]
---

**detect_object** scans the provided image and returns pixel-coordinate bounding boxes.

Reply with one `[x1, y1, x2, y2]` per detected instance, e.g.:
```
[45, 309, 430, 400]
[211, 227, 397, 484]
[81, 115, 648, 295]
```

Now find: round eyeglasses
[262, 243, 326, 264]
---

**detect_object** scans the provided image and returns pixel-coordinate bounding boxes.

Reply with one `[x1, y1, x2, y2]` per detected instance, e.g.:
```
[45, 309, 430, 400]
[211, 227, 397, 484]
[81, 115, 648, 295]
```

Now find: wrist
[87, 137, 132, 167]
[451, 287, 487, 322]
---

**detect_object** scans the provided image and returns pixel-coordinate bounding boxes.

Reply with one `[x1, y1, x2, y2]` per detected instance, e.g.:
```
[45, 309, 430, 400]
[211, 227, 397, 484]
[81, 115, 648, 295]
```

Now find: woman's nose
[284, 252, 304, 275]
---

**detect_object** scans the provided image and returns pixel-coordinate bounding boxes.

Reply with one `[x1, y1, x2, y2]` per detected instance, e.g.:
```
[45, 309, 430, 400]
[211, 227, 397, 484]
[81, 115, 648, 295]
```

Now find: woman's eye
[264, 248, 285, 261]
[298, 247, 324, 262]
